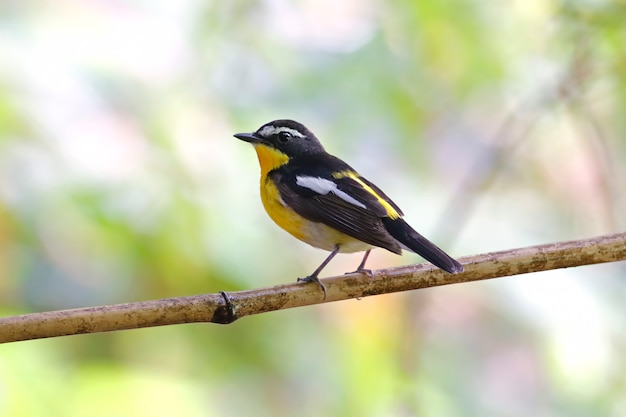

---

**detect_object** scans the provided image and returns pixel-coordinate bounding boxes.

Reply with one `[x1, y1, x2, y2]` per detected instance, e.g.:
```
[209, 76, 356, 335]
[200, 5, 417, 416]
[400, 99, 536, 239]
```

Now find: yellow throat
[253, 144, 289, 176]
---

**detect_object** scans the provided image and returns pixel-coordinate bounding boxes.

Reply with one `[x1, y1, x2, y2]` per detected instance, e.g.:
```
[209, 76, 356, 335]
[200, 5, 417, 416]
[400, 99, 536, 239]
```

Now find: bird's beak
[234, 132, 262, 144]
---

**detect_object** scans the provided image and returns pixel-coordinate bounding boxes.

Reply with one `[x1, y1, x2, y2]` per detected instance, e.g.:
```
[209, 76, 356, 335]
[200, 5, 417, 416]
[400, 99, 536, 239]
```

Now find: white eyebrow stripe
[295, 176, 367, 209]
[258, 126, 306, 138]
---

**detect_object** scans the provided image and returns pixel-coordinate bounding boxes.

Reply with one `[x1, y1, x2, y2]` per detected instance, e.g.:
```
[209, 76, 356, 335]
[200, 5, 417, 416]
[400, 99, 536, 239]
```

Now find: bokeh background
[1, 1, 626, 416]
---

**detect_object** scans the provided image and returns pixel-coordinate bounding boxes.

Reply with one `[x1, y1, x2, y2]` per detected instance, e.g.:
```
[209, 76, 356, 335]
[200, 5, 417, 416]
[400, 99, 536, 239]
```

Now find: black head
[234, 119, 326, 156]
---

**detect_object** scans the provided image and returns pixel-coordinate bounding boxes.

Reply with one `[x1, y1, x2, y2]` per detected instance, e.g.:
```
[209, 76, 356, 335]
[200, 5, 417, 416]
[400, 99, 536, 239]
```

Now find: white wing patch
[296, 176, 367, 209]
[258, 125, 306, 138]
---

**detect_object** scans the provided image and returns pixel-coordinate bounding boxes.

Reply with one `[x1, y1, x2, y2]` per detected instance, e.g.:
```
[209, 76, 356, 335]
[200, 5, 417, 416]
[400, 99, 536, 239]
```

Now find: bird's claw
[345, 268, 373, 278]
[298, 276, 327, 300]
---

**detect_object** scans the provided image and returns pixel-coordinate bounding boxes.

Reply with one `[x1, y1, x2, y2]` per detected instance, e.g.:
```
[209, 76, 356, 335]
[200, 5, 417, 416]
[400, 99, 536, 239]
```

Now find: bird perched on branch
[235, 119, 463, 298]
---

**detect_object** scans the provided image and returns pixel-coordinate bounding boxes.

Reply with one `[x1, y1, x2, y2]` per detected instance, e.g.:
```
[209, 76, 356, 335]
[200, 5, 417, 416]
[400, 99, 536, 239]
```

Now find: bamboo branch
[1, 232, 625, 344]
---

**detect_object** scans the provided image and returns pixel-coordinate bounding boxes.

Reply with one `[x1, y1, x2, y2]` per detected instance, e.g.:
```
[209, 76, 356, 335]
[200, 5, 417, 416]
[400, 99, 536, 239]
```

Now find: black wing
[273, 157, 403, 253]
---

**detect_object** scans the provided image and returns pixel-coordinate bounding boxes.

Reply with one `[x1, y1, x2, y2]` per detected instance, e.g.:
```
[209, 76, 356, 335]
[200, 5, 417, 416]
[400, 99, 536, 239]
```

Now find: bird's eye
[278, 131, 292, 143]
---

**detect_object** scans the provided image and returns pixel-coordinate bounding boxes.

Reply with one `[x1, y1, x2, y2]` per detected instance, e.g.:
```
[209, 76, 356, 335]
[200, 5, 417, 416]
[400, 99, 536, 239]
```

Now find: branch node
[214, 291, 238, 324]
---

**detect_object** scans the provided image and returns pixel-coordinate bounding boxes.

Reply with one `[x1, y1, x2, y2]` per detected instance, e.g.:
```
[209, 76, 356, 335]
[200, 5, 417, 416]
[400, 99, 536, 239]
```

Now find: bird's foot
[346, 267, 373, 279]
[297, 275, 327, 300]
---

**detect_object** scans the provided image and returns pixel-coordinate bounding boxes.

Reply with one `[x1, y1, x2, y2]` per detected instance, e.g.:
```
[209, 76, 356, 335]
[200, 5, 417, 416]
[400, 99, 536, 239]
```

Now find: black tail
[382, 218, 463, 274]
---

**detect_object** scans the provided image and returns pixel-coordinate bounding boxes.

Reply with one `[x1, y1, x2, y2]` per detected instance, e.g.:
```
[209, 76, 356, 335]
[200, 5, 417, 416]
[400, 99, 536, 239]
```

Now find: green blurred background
[1, 1, 625, 416]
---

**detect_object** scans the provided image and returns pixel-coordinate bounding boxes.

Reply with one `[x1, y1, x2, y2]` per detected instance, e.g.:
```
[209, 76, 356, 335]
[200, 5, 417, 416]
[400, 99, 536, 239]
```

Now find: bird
[234, 119, 463, 298]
